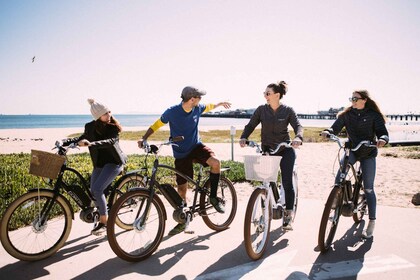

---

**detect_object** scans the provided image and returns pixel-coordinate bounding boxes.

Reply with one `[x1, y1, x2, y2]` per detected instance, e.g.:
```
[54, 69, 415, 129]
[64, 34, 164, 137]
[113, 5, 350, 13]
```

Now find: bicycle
[318, 132, 374, 253]
[243, 141, 298, 260]
[106, 137, 237, 262]
[0, 141, 144, 261]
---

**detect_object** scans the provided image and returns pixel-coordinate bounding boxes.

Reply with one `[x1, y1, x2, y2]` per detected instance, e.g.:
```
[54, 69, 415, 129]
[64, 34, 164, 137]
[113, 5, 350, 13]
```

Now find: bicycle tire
[113, 174, 146, 230]
[107, 189, 166, 262]
[244, 188, 272, 260]
[199, 177, 237, 231]
[318, 186, 343, 253]
[0, 190, 72, 261]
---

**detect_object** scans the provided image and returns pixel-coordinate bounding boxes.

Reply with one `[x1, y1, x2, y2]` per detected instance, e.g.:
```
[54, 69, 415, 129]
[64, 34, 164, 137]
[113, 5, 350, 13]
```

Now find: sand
[0, 126, 419, 209]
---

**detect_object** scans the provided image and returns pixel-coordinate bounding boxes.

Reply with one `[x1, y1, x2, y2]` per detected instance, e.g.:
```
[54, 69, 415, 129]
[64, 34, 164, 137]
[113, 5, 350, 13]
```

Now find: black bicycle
[107, 137, 237, 262]
[0, 141, 144, 261]
[318, 133, 375, 253]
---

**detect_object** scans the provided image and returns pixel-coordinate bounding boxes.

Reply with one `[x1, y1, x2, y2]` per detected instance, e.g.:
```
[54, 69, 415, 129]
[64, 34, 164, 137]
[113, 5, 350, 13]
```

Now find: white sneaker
[362, 220, 375, 239]
[283, 210, 294, 231]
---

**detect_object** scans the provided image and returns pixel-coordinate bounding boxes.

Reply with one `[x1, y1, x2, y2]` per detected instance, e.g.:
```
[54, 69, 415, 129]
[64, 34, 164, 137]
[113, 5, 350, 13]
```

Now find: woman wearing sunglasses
[239, 81, 303, 230]
[322, 90, 389, 239]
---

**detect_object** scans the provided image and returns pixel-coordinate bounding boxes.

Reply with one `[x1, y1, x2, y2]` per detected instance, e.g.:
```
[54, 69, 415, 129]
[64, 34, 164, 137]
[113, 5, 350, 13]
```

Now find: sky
[0, 0, 419, 115]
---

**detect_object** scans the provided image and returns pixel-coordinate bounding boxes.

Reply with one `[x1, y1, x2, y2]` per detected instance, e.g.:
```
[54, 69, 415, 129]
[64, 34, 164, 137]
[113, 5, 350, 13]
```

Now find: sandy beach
[0, 126, 419, 209]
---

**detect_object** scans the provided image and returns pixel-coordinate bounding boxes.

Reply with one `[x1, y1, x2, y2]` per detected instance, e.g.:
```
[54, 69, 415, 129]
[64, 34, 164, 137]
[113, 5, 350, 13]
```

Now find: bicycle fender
[115, 172, 145, 187]
[27, 188, 75, 220]
[122, 169, 147, 176]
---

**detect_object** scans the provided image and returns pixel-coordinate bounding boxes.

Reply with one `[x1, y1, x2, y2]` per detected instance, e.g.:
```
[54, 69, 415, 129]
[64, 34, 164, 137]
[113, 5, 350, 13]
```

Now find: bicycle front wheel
[200, 177, 237, 231]
[244, 188, 272, 260]
[107, 189, 165, 262]
[318, 186, 343, 253]
[113, 174, 146, 230]
[0, 190, 72, 261]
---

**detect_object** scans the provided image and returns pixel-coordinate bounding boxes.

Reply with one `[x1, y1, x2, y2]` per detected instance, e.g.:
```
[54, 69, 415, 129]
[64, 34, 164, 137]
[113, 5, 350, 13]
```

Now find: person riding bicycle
[138, 86, 231, 236]
[239, 81, 303, 230]
[63, 99, 127, 235]
[321, 90, 389, 239]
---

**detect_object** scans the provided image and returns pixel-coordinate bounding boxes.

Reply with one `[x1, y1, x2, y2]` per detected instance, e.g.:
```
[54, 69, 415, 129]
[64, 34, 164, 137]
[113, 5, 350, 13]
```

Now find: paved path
[0, 197, 419, 279]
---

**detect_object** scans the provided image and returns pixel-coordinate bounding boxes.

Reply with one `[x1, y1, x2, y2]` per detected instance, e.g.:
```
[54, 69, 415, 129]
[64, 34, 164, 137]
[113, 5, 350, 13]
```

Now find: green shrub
[0, 153, 247, 219]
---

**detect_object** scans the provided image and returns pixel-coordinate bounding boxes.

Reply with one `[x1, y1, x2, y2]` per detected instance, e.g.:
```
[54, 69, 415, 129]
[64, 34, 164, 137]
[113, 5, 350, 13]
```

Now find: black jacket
[329, 108, 389, 160]
[65, 121, 127, 168]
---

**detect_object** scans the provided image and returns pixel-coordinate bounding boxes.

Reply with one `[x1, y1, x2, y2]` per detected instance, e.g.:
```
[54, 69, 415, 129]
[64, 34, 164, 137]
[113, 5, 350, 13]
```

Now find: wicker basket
[29, 150, 66, 179]
[244, 155, 281, 182]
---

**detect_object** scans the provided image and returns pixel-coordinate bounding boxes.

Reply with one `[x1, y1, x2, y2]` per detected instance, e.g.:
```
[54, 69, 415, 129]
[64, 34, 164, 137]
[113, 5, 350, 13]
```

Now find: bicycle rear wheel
[107, 189, 165, 262]
[318, 186, 343, 253]
[200, 177, 237, 231]
[244, 188, 272, 260]
[113, 174, 146, 230]
[0, 190, 72, 261]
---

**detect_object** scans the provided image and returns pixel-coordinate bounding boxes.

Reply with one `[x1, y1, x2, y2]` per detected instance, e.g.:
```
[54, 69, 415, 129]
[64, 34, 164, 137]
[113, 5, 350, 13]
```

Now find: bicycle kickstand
[183, 212, 194, 234]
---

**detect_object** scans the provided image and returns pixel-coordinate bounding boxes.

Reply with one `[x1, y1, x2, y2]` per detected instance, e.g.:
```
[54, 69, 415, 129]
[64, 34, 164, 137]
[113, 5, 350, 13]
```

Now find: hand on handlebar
[138, 139, 148, 149]
[239, 138, 247, 148]
[291, 138, 302, 148]
[320, 130, 331, 140]
[377, 139, 386, 148]
[78, 139, 90, 147]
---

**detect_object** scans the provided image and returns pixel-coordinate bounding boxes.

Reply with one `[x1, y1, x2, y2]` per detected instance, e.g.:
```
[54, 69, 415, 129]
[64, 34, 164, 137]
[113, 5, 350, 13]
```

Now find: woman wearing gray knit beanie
[63, 99, 127, 235]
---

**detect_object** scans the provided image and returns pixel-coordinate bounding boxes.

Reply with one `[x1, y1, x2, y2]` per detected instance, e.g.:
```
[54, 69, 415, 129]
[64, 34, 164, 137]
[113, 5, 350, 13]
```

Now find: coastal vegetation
[69, 127, 328, 143]
[0, 153, 247, 217]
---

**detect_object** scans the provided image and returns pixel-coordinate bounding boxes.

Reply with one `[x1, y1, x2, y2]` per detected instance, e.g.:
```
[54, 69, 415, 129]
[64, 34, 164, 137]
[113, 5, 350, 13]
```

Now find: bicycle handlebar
[143, 136, 185, 154]
[54, 140, 79, 155]
[320, 132, 377, 151]
[245, 140, 293, 155]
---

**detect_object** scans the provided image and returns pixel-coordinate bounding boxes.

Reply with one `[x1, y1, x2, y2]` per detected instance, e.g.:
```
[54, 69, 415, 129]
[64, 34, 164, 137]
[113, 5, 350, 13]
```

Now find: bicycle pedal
[184, 230, 194, 234]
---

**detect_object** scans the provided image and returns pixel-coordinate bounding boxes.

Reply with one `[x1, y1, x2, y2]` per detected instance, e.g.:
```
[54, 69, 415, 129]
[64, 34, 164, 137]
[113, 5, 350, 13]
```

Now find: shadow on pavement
[196, 224, 288, 279]
[71, 231, 220, 279]
[286, 220, 373, 279]
[0, 233, 104, 280]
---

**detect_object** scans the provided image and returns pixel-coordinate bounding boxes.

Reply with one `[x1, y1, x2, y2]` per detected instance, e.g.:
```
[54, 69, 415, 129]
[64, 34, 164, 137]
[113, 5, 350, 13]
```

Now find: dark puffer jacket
[328, 108, 389, 160]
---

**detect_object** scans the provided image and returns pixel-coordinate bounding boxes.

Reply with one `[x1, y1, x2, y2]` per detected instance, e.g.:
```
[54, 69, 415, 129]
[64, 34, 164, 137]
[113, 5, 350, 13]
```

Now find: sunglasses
[193, 96, 202, 99]
[263, 91, 277, 97]
[349, 97, 364, 102]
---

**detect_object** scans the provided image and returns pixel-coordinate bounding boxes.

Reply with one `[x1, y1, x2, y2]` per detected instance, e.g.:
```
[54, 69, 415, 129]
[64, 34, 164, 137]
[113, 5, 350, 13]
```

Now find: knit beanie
[88, 99, 109, 120]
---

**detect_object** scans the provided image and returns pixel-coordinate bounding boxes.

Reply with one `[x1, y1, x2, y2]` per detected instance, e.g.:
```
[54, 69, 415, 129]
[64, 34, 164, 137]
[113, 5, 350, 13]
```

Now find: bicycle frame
[136, 157, 210, 229]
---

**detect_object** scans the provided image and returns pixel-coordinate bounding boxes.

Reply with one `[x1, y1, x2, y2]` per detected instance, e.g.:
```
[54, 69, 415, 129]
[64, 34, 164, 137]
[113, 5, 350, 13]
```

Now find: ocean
[1, 114, 419, 141]
[0, 114, 339, 129]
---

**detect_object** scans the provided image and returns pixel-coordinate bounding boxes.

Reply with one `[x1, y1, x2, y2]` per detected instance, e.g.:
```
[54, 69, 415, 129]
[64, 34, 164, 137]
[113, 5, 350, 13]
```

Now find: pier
[387, 114, 420, 122]
[203, 112, 420, 121]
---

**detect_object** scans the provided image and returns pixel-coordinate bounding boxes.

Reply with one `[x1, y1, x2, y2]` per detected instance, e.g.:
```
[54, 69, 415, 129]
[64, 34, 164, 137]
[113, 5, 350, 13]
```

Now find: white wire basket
[244, 155, 281, 182]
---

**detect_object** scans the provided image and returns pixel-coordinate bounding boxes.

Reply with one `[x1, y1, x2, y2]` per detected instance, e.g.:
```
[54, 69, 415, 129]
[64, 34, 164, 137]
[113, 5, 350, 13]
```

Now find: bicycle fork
[254, 183, 279, 224]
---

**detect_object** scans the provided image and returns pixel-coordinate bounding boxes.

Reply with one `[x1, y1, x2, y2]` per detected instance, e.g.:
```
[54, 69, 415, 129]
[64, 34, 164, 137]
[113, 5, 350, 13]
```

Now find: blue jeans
[336, 152, 377, 220]
[91, 163, 123, 216]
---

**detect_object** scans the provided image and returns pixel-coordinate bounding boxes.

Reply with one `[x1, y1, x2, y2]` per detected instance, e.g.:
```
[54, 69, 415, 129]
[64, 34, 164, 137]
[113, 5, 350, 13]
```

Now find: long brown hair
[95, 116, 123, 135]
[337, 90, 387, 122]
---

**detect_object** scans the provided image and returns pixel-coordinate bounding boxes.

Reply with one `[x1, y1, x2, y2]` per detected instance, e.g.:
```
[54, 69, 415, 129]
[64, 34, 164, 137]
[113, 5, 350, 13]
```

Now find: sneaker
[210, 197, 225, 213]
[362, 220, 375, 239]
[283, 210, 294, 231]
[168, 223, 186, 236]
[91, 222, 106, 236]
